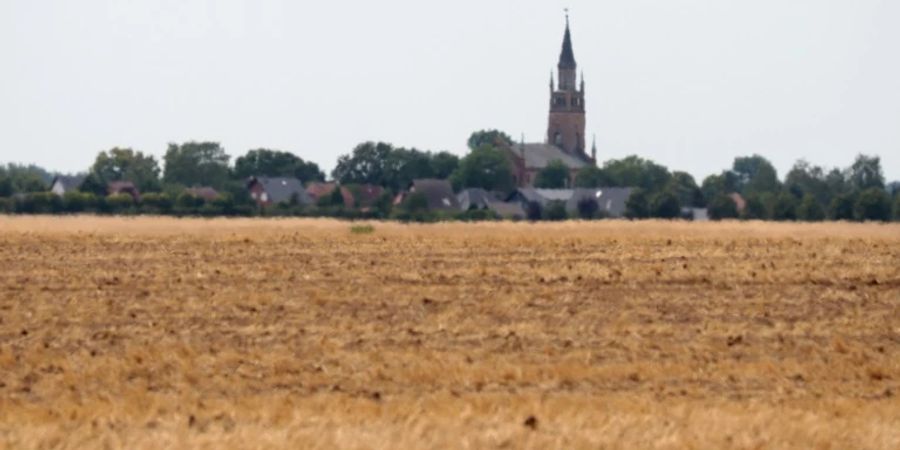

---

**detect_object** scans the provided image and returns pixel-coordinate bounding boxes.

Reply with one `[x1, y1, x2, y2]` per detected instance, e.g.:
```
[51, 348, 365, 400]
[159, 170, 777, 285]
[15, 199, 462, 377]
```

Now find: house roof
[251, 177, 312, 205]
[410, 179, 459, 211]
[350, 184, 385, 207]
[489, 201, 526, 219]
[185, 187, 219, 201]
[510, 187, 633, 217]
[509, 143, 590, 170]
[51, 175, 85, 191]
[457, 188, 493, 210]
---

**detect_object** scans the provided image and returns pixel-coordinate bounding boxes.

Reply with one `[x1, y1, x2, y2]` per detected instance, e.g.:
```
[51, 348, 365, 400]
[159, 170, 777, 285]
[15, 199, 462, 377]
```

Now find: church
[504, 17, 596, 187]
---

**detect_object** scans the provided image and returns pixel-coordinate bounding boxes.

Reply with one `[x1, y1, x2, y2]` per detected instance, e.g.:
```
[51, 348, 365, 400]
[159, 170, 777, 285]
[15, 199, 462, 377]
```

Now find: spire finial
[565, 8, 570, 26]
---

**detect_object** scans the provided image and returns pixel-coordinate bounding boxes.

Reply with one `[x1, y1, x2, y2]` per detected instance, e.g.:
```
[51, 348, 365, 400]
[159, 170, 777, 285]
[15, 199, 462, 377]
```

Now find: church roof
[558, 20, 576, 70]
[514, 143, 590, 170]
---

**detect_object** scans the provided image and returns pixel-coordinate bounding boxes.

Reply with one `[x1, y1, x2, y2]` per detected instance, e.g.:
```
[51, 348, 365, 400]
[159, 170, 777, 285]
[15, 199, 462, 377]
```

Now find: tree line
[1, 132, 898, 222]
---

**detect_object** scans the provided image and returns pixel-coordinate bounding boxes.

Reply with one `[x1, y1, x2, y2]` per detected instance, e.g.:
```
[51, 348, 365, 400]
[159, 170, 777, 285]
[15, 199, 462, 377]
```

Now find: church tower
[547, 15, 587, 158]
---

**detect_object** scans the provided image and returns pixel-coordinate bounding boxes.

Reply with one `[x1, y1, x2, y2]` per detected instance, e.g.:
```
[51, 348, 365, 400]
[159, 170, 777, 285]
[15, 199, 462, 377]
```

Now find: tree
[893, 195, 900, 222]
[846, 154, 885, 192]
[854, 188, 891, 222]
[796, 194, 825, 222]
[731, 155, 781, 195]
[708, 194, 739, 220]
[828, 193, 856, 221]
[576, 197, 599, 220]
[625, 188, 650, 219]
[0, 175, 12, 197]
[0, 163, 51, 194]
[384, 148, 435, 191]
[666, 172, 703, 207]
[163, 142, 231, 189]
[332, 142, 393, 186]
[574, 166, 611, 188]
[602, 156, 671, 192]
[543, 200, 568, 221]
[534, 160, 570, 189]
[233, 149, 324, 183]
[650, 190, 681, 219]
[741, 193, 768, 220]
[701, 172, 740, 204]
[90, 148, 162, 192]
[785, 160, 831, 206]
[430, 151, 460, 180]
[467, 130, 513, 151]
[449, 145, 515, 193]
[769, 192, 798, 221]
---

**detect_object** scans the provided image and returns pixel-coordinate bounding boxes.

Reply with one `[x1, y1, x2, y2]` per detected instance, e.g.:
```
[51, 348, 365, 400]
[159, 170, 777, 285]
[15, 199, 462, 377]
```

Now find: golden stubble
[0, 216, 898, 449]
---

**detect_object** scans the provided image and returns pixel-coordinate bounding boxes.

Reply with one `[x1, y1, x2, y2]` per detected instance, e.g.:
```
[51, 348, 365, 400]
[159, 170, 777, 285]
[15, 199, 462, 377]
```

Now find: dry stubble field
[0, 216, 898, 449]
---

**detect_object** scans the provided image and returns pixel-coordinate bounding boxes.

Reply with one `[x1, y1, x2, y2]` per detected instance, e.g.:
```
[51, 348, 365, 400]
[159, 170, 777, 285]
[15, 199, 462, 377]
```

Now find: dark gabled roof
[410, 179, 459, 211]
[509, 187, 634, 218]
[508, 143, 590, 170]
[185, 187, 220, 201]
[51, 175, 85, 191]
[558, 20, 577, 70]
[250, 177, 312, 205]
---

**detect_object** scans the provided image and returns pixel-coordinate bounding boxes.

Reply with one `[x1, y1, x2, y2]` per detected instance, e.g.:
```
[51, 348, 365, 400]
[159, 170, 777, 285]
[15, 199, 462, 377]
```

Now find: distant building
[50, 175, 85, 196]
[395, 179, 460, 212]
[107, 181, 140, 202]
[306, 182, 354, 208]
[501, 15, 596, 187]
[184, 187, 219, 202]
[507, 187, 633, 218]
[246, 177, 312, 207]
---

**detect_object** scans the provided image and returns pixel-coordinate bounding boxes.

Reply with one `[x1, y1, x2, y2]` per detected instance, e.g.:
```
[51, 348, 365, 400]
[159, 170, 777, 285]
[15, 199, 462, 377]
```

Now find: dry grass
[0, 216, 898, 449]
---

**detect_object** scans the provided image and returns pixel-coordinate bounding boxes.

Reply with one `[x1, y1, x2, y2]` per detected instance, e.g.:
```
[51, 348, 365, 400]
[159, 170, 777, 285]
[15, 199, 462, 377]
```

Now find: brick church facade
[504, 17, 597, 187]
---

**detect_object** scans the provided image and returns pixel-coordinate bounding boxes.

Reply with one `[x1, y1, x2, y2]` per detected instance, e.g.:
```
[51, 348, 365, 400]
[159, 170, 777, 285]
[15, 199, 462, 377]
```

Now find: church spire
[558, 12, 576, 71]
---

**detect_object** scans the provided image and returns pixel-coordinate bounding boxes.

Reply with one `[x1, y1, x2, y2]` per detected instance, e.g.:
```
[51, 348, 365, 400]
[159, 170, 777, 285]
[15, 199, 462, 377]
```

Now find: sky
[1, 0, 899, 182]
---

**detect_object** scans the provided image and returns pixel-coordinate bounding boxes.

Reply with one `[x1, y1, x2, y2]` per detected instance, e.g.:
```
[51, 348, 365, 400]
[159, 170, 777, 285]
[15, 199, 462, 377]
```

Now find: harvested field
[0, 216, 898, 449]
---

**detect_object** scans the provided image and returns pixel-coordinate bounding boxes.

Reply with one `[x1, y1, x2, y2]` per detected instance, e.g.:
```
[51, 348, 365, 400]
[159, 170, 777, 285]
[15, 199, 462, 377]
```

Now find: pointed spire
[558, 12, 576, 70]
[580, 71, 585, 92]
[591, 134, 598, 162]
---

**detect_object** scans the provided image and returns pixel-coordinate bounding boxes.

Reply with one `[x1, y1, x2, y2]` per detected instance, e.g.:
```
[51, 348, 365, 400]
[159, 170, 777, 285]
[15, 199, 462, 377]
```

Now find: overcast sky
[1, 0, 898, 181]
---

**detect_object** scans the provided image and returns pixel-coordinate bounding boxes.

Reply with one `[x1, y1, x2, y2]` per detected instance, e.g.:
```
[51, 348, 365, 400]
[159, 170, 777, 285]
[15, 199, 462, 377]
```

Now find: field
[0, 217, 898, 449]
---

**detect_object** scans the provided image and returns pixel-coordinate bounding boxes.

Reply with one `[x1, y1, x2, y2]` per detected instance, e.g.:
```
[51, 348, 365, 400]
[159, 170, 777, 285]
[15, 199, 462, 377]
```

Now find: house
[306, 182, 354, 208]
[184, 187, 219, 202]
[348, 184, 386, 210]
[488, 202, 526, 220]
[50, 175, 85, 196]
[507, 187, 633, 218]
[246, 177, 312, 207]
[107, 181, 141, 202]
[395, 179, 459, 211]
[457, 188, 494, 211]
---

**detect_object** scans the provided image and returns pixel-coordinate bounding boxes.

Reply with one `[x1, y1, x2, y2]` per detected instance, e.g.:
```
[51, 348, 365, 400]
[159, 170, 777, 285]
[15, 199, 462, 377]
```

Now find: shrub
[796, 194, 825, 222]
[350, 224, 375, 234]
[854, 188, 891, 222]
[741, 194, 767, 220]
[625, 189, 650, 219]
[649, 190, 681, 219]
[770, 192, 798, 221]
[63, 192, 98, 213]
[105, 193, 135, 214]
[708, 194, 738, 220]
[142, 193, 173, 213]
[828, 193, 856, 221]
[0, 197, 12, 213]
[894, 195, 900, 222]
[176, 192, 204, 209]
[525, 201, 543, 222]
[576, 197, 599, 220]
[402, 192, 429, 213]
[543, 200, 568, 221]
[20, 192, 63, 214]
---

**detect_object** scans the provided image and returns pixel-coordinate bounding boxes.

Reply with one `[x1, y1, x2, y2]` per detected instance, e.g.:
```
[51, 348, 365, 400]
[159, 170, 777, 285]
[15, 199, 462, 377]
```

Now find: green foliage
[0, 163, 49, 194]
[79, 172, 108, 196]
[574, 166, 611, 188]
[828, 194, 856, 221]
[402, 192, 429, 213]
[233, 149, 324, 183]
[467, 130, 513, 151]
[525, 201, 543, 221]
[770, 192, 798, 221]
[430, 152, 460, 180]
[384, 148, 436, 191]
[701, 172, 739, 205]
[163, 142, 231, 190]
[731, 155, 781, 195]
[796, 195, 825, 222]
[21, 192, 63, 214]
[602, 156, 671, 193]
[0, 197, 12, 213]
[576, 197, 599, 220]
[650, 190, 681, 219]
[625, 188, 650, 219]
[332, 142, 393, 186]
[62, 192, 97, 213]
[0, 176, 12, 197]
[853, 188, 891, 222]
[785, 160, 831, 206]
[141, 193, 173, 211]
[450, 145, 515, 193]
[90, 148, 161, 192]
[543, 200, 568, 221]
[847, 154, 885, 191]
[534, 160, 570, 189]
[350, 224, 375, 234]
[176, 192, 205, 209]
[708, 194, 739, 220]
[105, 193, 135, 213]
[332, 142, 455, 191]
[893, 195, 900, 221]
[741, 194, 768, 220]
[667, 172, 703, 207]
